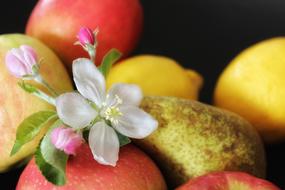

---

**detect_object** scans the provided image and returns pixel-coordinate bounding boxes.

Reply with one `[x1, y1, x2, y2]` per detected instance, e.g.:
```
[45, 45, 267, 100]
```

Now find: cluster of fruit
[0, 0, 283, 189]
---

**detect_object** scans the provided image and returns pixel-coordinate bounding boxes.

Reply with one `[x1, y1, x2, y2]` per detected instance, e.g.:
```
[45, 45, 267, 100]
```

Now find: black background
[0, 0, 285, 189]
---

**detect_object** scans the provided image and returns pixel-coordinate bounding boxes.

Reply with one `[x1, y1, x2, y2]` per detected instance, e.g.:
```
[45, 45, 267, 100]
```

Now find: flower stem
[18, 81, 56, 106]
[89, 51, 95, 63]
[32, 88, 56, 106]
[34, 75, 59, 97]
[85, 44, 96, 63]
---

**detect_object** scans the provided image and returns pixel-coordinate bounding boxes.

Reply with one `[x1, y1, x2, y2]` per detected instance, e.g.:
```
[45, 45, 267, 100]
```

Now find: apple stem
[34, 75, 59, 97]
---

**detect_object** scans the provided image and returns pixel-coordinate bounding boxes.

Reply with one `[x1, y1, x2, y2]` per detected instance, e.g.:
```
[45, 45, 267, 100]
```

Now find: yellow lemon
[107, 55, 203, 100]
[214, 37, 285, 143]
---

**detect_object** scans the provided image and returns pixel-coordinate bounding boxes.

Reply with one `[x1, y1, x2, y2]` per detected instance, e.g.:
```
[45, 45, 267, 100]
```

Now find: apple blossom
[5, 45, 39, 78]
[51, 126, 83, 155]
[75, 27, 98, 62]
[77, 27, 96, 46]
[5, 44, 59, 98]
[56, 58, 158, 166]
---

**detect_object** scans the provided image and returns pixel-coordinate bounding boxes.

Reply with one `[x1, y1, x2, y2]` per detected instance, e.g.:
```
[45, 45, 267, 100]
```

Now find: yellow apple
[0, 34, 73, 172]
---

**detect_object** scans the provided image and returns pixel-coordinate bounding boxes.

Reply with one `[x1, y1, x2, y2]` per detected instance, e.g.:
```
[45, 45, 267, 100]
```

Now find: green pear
[136, 96, 266, 188]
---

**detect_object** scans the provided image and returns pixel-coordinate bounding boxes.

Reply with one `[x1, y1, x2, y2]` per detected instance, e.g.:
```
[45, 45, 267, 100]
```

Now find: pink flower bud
[5, 45, 38, 78]
[51, 126, 83, 155]
[77, 27, 95, 46]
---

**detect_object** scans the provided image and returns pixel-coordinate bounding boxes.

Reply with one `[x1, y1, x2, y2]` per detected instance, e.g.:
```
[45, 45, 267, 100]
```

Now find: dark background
[1, 0, 285, 189]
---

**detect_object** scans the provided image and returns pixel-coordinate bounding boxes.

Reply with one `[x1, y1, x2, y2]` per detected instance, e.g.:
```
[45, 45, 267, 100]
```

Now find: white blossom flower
[56, 58, 158, 166]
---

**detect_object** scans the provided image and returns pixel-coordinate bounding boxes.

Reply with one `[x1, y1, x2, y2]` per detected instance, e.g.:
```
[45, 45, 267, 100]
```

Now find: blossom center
[101, 94, 123, 124]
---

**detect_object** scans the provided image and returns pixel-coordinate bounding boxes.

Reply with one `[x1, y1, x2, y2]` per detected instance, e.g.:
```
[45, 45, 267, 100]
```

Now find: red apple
[26, 0, 143, 70]
[176, 171, 280, 190]
[16, 144, 167, 190]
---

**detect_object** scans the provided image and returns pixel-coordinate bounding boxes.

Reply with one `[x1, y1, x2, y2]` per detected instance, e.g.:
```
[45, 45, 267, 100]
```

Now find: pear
[136, 96, 266, 188]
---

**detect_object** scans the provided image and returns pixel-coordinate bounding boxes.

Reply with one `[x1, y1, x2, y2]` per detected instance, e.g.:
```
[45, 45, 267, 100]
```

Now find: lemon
[107, 55, 203, 100]
[214, 37, 285, 143]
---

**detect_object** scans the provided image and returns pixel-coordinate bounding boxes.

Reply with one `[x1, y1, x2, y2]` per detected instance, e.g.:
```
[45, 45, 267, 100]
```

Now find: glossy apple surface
[176, 171, 281, 190]
[26, 0, 143, 69]
[17, 144, 167, 190]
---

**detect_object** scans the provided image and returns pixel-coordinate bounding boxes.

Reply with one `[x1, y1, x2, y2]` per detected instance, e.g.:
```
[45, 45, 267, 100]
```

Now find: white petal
[73, 58, 105, 106]
[107, 83, 143, 107]
[89, 121, 119, 166]
[113, 106, 158, 139]
[56, 92, 97, 129]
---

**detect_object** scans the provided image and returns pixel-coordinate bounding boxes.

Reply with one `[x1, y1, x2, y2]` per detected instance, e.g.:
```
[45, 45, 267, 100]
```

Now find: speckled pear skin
[137, 96, 266, 188]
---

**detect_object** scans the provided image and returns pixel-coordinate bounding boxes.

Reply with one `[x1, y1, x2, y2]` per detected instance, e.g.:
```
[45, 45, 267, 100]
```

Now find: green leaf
[18, 81, 38, 93]
[36, 119, 68, 186]
[35, 146, 66, 186]
[98, 49, 122, 77]
[116, 131, 131, 147]
[10, 111, 57, 156]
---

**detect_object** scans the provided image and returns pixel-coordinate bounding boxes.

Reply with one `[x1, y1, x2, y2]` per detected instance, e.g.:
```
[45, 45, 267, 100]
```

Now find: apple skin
[16, 144, 167, 190]
[0, 34, 73, 172]
[175, 171, 281, 190]
[26, 0, 143, 69]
